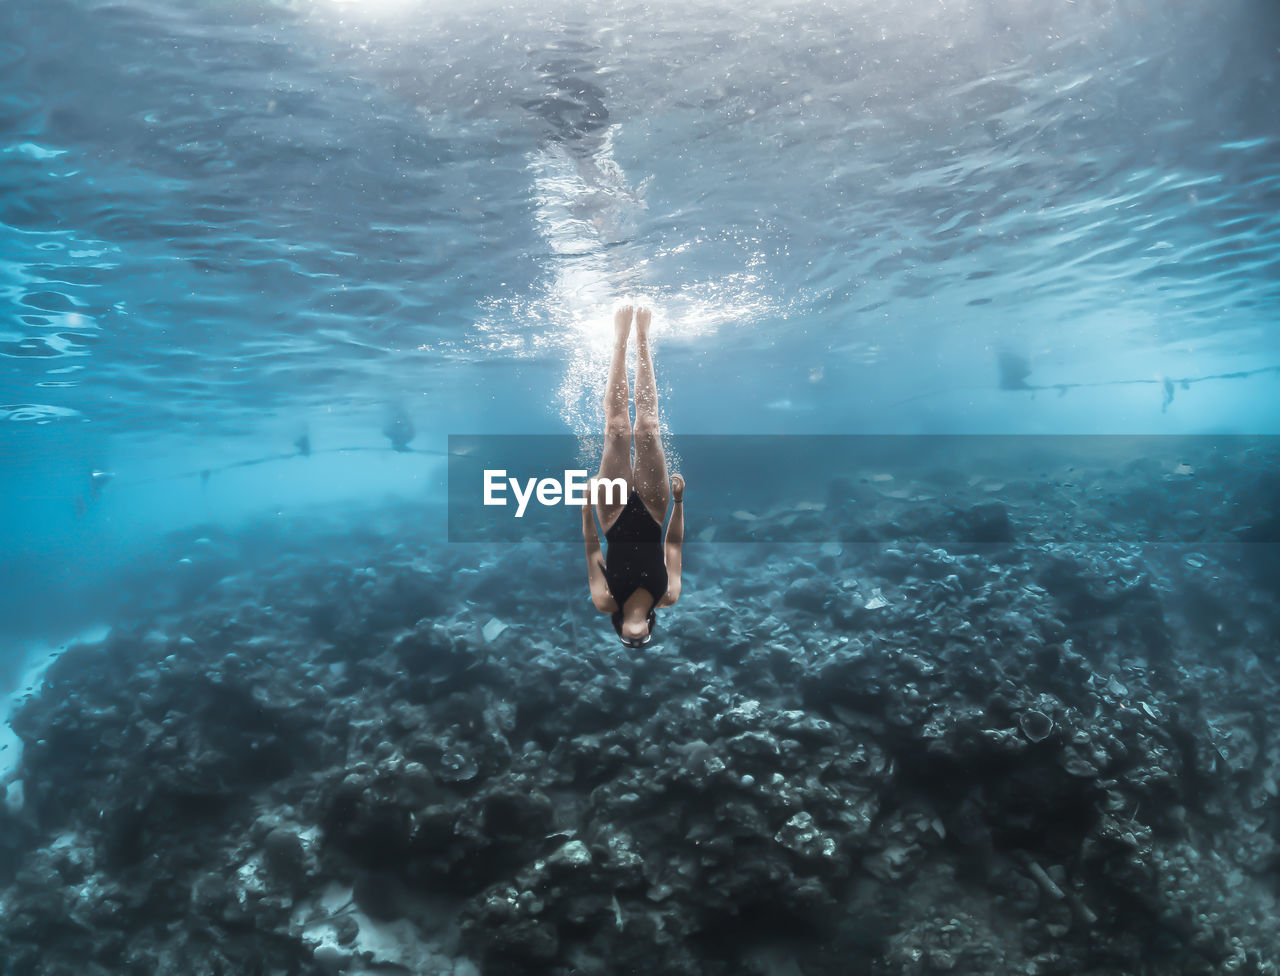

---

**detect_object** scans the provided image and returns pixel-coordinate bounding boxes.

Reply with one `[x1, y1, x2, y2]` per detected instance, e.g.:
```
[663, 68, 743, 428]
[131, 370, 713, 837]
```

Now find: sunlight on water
[3, 0, 1279, 444]
[474, 124, 787, 439]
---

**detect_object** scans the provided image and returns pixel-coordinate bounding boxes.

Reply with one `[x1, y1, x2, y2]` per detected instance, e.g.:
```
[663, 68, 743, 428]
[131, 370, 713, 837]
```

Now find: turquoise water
[3, 2, 1280, 973]
[5, 0, 1279, 438]
[4, 0, 1279, 622]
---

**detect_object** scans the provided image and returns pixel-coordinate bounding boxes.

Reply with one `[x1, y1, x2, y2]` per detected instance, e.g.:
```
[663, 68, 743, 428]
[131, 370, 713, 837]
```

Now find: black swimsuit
[603, 491, 668, 609]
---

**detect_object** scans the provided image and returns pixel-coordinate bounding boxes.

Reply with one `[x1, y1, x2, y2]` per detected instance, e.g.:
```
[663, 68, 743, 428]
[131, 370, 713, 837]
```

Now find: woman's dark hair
[612, 607, 657, 643]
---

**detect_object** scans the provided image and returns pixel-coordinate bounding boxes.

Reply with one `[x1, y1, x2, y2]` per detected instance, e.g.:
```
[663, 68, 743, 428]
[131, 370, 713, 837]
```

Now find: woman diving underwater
[582, 306, 685, 647]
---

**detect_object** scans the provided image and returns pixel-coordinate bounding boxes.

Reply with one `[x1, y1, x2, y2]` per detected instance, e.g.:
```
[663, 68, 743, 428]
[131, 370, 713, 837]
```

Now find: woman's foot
[614, 305, 633, 343]
[635, 305, 652, 341]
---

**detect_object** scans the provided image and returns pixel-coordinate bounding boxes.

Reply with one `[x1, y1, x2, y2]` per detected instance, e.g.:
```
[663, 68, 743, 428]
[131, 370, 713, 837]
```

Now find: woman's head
[612, 606, 657, 648]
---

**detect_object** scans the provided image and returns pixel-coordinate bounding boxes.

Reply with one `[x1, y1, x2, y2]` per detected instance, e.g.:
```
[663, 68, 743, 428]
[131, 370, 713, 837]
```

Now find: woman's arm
[659, 473, 684, 607]
[583, 498, 616, 612]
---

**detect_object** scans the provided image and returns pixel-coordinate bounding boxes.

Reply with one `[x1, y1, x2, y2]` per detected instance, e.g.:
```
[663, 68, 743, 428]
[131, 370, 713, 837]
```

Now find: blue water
[3, 3, 1280, 971]
[4, 0, 1279, 645]
[1, 3, 1278, 621]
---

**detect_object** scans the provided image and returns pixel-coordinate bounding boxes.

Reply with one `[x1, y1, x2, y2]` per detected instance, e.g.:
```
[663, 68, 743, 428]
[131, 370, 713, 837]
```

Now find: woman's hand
[670, 473, 685, 501]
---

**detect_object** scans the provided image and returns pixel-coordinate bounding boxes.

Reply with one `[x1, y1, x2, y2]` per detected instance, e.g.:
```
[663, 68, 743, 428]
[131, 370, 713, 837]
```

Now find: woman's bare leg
[595, 306, 634, 532]
[630, 306, 670, 522]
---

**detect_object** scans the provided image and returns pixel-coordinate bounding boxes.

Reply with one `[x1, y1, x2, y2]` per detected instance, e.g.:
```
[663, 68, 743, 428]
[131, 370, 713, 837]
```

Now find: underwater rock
[260, 825, 310, 889]
[546, 839, 593, 871]
[782, 578, 832, 613]
[952, 501, 1015, 544]
[4, 491, 1280, 975]
[774, 812, 840, 864]
[863, 588, 891, 610]
[1019, 709, 1054, 743]
[3, 779, 24, 814]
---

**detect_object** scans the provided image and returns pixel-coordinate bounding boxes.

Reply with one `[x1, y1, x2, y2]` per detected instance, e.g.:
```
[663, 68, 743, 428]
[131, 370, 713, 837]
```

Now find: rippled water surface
[3, 0, 1278, 448]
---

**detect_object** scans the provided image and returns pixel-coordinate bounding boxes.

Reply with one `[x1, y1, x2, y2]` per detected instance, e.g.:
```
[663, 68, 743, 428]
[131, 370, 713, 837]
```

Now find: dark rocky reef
[2, 496, 1279, 975]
